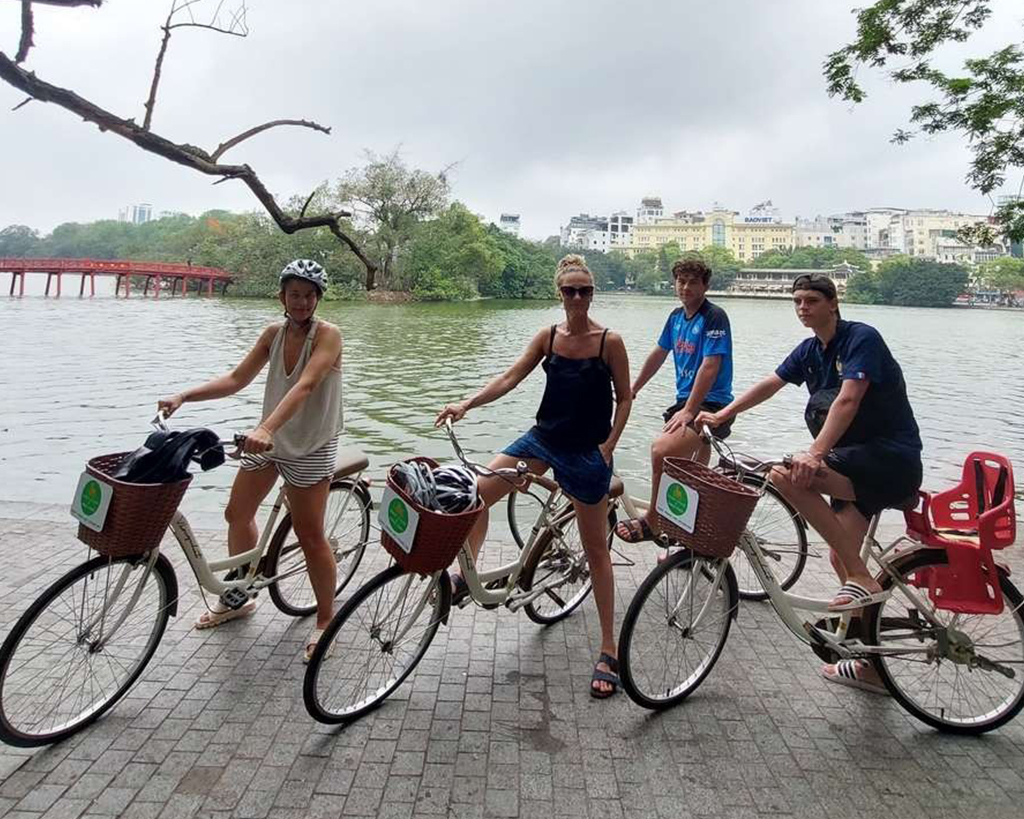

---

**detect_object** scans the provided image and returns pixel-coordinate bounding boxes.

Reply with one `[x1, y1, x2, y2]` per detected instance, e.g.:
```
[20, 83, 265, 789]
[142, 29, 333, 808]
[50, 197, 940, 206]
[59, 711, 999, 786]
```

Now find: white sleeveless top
[261, 319, 343, 460]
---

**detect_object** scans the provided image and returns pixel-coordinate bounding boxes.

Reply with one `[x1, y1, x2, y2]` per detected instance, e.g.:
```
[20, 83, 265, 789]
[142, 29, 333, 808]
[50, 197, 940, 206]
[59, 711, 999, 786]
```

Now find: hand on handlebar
[435, 402, 468, 427]
[786, 451, 825, 489]
[694, 408, 729, 432]
[240, 425, 273, 455]
[157, 394, 184, 418]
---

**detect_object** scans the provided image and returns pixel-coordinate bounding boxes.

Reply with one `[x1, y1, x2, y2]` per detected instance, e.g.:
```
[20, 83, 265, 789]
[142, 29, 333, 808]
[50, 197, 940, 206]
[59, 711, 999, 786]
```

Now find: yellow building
[628, 208, 795, 262]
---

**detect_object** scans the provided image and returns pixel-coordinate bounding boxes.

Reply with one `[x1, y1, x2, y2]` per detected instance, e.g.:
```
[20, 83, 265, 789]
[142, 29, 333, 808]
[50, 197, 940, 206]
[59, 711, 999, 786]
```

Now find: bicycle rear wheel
[266, 479, 372, 617]
[867, 550, 1024, 735]
[729, 480, 807, 601]
[303, 565, 447, 724]
[619, 550, 737, 710]
[0, 552, 176, 747]
[520, 505, 614, 625]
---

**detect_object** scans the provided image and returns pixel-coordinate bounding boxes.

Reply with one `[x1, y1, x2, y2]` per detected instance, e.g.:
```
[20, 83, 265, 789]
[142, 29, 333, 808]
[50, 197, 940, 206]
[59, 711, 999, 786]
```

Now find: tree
[485, 228, 557, 299]
[846, 256, 969, 307]
[751, 245, 870, 271]
[693, 245, 740, 290]
[978, 256, 1024, 291]
[0, 225, 40, 257]
[338, 150, 451, 291]
[825, 1, 1024, 242]
[401, 204, 501, 300]
[0, 1, 377, 285]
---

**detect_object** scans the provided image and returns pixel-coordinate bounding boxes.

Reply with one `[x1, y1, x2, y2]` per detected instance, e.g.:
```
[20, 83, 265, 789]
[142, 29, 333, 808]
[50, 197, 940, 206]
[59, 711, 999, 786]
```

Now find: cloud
[0, 0, 1019, 239]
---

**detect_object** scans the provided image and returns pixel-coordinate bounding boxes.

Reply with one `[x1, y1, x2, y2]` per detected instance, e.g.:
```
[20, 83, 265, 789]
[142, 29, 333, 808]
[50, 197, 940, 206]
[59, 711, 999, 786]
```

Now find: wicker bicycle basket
[76, 452, 192, 559]
[656, 457, 760, 558]
[380, 457, 484, 575]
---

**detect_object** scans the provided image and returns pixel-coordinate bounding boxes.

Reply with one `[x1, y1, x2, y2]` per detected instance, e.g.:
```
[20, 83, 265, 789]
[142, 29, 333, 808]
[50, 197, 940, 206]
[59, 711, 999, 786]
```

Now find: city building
[731, 262, 860, 296]
[884, 209, 993, 258]
[608, 211, 634, 250]
[498, 214, 521, 236]
[559, 214, 609, 252]
[118, 203, 154, 225]
[628, 205, 795, 262]
[636, 197, 663, 225]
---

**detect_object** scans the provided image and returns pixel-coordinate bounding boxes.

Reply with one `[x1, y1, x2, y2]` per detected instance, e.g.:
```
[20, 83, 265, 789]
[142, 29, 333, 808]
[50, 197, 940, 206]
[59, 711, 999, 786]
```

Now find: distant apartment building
[885, 209, 994, 259]
[118, 203, 154, 225]
[636, 197, 664, 225]
[628, 204, 794, 262]
[608, 211, 634, 250]
[560, 214, 609, 252]
[498, 213, 521, 236]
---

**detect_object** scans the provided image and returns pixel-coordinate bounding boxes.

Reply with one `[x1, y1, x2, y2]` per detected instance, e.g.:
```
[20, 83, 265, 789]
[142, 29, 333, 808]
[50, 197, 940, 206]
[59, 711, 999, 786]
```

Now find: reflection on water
[2, 293, 1022, 528]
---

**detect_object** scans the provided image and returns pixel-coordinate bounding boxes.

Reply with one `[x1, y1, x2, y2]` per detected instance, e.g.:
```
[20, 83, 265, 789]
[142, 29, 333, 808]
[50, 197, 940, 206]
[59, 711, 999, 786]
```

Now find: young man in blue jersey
[697, 273, 923, 693]
[615, 257, 734, 543]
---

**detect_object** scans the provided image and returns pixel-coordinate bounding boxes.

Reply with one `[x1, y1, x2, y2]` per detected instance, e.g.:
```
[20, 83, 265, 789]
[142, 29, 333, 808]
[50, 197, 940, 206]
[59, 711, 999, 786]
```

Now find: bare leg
[284, 478, 336, 630]
[572, 495, 618, 695]
[450, 454, 548, 588]
[224, 464, 279, 556]
[769, 466, 881, 597]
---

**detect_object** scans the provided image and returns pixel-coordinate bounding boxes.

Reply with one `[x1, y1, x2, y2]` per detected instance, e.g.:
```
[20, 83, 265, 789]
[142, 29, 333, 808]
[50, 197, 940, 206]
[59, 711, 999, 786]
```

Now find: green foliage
[693, 245, 740, 289]
[751, 245, 870, 271]
[484, 228, 557, 299]
[845, 255, 969, 307]
[403, 204, 501, 300]
[0, 224, 40, 257]
[978, 256, 1024, 290]
[824, 1, 1024, 241]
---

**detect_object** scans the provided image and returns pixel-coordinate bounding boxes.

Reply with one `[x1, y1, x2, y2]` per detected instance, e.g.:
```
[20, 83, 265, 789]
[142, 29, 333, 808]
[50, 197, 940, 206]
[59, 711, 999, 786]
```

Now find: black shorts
[826, 443, 923, 519]
[663, 400, 733, 441]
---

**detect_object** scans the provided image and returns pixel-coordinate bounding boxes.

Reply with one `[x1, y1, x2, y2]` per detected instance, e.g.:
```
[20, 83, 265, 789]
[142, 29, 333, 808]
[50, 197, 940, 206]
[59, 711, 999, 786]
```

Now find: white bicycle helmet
[430, 465, 478, 514]
[279, 259, 327, 295]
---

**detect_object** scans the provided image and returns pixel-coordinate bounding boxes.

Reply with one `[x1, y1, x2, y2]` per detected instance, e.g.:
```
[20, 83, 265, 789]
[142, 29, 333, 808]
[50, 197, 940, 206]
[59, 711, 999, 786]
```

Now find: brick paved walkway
[2, 500, 1024, 819]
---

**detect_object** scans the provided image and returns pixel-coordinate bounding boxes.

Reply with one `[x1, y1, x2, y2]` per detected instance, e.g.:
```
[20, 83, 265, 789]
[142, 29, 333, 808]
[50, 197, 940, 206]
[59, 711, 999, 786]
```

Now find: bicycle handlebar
[150, 411, 258, 460]
[442, 418, 556, 494]
[698, 424, 791, 476]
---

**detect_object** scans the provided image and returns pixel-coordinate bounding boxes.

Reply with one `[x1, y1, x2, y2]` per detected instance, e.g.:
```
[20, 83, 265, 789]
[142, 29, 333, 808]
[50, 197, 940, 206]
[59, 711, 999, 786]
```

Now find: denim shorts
[502, 428, 612, 505]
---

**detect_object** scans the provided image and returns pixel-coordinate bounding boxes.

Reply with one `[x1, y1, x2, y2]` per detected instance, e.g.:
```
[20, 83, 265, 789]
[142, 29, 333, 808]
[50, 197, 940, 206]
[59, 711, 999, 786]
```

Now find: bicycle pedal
[219, 588, 252, 610]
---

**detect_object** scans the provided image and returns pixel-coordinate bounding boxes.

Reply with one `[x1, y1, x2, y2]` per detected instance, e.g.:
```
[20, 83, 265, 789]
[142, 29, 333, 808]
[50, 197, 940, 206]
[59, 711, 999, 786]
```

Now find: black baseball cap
[791, 272, 837, 299]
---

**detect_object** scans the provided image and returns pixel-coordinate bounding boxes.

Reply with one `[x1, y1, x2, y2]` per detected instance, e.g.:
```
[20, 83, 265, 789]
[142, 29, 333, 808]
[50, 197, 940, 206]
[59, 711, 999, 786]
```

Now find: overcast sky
[1, 0, 1021, 239]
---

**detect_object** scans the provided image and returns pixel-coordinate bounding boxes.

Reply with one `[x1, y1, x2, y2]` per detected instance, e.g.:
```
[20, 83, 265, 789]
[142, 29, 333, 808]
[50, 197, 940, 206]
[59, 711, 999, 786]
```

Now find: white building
[118, 203, 154, 225]
[608, 211, 634, 251]
[636, 197, 664, 225]
[560, 214, 610, 252]
[886, 209, 993, 258]
[498, 214, 521, 236]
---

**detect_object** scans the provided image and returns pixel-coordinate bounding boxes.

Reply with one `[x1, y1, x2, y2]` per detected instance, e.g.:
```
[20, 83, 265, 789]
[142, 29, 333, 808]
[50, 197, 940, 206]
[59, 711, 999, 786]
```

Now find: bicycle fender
[155, 552, 180, 617]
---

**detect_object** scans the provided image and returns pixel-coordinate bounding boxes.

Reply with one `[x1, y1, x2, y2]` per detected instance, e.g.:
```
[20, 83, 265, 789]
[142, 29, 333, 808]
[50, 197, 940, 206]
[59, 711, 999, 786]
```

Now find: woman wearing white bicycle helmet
[158, 259, 343, 662]
[436, 254, 633, 699]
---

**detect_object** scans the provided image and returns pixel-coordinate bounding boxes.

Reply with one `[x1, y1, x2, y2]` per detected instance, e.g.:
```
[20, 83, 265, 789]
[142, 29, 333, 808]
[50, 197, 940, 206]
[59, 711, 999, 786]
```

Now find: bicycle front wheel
[0, 552, 176, 747]
[266, 479, 372, 617]
[619, 550, 737, 710]
[303, 565, 446, 724]
[729, 480, 807, 601]
[867, 550, 1024, 735]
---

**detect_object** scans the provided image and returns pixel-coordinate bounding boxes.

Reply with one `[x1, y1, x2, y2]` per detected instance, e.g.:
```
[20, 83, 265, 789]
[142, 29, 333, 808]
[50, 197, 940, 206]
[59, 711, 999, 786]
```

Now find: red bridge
[0, 258, 233, 297]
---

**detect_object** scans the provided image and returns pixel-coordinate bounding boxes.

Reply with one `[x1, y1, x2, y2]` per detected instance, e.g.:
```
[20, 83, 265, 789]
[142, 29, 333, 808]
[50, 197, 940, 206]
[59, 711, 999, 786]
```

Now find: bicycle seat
[609, 476, 625, 499]
[888, 494, 920, 511]
[333, 446, 369, 479]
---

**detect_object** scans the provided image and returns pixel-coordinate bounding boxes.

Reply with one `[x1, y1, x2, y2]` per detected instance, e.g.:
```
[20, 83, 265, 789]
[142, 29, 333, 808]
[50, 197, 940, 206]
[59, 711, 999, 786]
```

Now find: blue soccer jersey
[657, 299, 734, 405]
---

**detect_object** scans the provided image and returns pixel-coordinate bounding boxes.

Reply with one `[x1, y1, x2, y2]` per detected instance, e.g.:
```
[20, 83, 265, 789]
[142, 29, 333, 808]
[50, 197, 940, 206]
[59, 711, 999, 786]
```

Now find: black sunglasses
[560, 285, 594, 299]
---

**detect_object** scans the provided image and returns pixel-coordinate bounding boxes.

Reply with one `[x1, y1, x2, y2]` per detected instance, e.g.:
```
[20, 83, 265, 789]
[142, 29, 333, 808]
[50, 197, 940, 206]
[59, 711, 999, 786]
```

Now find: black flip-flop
[615, 517, 654, 544]
[590, 652, 620, 699]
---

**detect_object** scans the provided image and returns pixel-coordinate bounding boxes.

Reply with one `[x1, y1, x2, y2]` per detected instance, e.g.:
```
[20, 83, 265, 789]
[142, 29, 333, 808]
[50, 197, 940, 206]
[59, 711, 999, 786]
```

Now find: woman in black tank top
[436, 255, 632, 698]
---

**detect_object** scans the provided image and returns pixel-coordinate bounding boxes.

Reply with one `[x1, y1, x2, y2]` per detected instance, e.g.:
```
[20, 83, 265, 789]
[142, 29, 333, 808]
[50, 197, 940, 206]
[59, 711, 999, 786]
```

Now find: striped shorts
[240, 436, 339, 488]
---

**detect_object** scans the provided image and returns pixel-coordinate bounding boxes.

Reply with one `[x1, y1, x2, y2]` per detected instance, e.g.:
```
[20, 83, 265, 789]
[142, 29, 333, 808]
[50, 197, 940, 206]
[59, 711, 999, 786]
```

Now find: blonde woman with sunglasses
[436, 254, 632, 698]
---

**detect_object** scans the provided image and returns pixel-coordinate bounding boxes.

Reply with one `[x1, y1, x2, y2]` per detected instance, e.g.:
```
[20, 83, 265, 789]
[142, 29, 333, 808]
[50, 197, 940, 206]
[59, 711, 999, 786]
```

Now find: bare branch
[299, 190, 316, 220]
[211, 119, 331, 161]
[0, 52, 375, 278]
[16, 1, 104, 6]
[142, 0, 248, 131]
[11, 95, 32, 111]
[15, 1, 33, 64]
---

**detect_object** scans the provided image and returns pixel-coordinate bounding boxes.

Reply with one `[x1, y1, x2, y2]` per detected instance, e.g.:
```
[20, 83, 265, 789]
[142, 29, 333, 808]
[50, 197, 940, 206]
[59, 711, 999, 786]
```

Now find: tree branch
[15, 1, 33, 64]
[211, 119, 331, 161]
[11, 95, 32, 110]
[0, 52, 375, 277]
[142, 16, 173, 131]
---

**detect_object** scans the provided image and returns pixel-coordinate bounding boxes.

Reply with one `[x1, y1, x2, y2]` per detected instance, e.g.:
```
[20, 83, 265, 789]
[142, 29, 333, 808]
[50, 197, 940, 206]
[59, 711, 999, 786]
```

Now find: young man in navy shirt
[697, 272, 922, 694]
[616, 257, 734, 542]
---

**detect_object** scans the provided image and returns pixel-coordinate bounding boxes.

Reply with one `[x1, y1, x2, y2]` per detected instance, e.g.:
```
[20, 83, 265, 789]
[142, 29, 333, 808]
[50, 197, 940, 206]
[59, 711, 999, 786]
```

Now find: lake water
[2, 289, 1022, 529]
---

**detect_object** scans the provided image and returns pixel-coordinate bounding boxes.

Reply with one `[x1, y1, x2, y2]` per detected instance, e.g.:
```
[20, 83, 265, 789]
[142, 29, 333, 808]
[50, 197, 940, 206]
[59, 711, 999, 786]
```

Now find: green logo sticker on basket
[656, 478, 699, 534]
[379, 485, 420, 555]
[70, 471, 114, 532]
[388, 498, 409, 534]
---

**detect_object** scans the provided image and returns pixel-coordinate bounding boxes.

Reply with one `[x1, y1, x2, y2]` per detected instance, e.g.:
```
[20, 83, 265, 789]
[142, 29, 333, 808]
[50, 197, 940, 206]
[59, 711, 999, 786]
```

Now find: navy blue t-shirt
[657, 300, 734, 405]
[775, 320, 921, 454]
